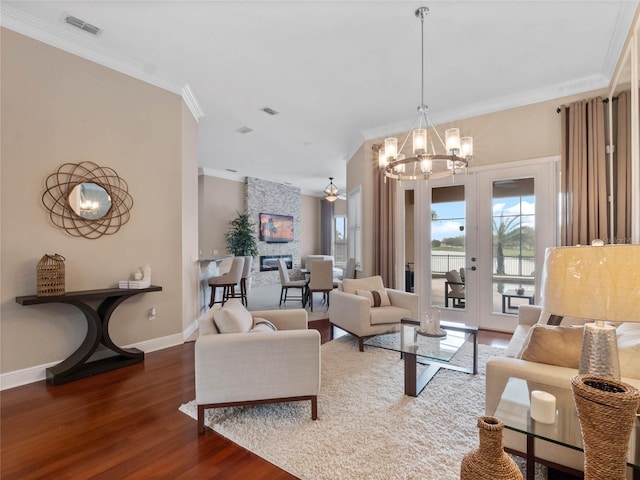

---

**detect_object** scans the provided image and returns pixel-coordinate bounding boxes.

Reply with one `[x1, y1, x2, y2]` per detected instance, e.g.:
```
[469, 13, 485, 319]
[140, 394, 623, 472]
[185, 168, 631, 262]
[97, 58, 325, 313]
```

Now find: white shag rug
[180, 335, 535, 479]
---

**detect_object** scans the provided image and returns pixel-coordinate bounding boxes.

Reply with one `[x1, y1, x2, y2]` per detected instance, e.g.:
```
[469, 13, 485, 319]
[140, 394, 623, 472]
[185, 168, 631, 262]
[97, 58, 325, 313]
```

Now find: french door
[399, 158, 557, 333]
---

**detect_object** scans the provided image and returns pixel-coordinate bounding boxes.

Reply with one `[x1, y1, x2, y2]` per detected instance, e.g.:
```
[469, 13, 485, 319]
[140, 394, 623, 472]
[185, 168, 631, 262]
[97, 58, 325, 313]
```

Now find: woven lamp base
[460, 416, 523, 480]
[571, 375, 640, 480]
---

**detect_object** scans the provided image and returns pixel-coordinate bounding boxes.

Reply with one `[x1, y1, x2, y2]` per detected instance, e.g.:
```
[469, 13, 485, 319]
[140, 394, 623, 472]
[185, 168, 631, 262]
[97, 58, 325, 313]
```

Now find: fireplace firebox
[259, 254, 292, 272]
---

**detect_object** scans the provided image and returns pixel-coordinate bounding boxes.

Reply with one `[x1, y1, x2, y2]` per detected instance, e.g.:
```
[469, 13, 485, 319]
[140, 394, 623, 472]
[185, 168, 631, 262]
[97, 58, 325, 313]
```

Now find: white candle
[530, 390, 556, 424]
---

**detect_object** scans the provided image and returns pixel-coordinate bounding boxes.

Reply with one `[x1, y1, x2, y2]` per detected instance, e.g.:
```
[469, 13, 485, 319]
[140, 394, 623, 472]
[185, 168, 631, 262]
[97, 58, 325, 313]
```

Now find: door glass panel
[405, 190, 415, 293]
[491, 178, 536, 315]
[430, 185, 466, 309]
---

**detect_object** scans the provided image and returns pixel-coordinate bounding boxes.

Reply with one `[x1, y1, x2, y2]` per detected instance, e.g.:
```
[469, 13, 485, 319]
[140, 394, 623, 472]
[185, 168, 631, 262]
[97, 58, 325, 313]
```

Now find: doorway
[401, 158, 557, 332]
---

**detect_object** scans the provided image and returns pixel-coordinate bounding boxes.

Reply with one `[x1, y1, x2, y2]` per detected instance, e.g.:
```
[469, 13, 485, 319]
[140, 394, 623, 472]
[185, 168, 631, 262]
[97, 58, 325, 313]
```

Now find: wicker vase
[460, 416, 523, 480]
[571, 375, 640, 480]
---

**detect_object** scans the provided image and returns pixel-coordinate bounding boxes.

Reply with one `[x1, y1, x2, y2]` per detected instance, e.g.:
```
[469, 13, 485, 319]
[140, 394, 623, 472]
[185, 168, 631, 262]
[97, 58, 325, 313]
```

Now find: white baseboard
[0, 333, 186, 391]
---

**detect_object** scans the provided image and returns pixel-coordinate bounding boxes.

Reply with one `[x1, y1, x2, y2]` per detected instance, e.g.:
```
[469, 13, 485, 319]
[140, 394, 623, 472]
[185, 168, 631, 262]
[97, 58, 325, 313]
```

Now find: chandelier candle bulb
[413, 129, 427, 154]
[378, 148, 387, 167]
[445, 128, 460, 152]
[461, 136, 473, 157]
[384, 138, 398, 159]
[530, 391, 556, 424]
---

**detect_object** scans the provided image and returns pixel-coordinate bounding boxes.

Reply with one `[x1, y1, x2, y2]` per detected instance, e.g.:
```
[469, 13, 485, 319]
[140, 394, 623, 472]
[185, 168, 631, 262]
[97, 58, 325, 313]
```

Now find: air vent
[261, 107, 279, 116]
[65, 15, 101, 35]
[235, 126, 253, 134]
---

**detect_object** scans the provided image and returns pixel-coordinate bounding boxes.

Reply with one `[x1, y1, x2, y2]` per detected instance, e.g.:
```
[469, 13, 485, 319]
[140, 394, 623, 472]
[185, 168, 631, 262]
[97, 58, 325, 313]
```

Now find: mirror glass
[68, 182, 112, 220]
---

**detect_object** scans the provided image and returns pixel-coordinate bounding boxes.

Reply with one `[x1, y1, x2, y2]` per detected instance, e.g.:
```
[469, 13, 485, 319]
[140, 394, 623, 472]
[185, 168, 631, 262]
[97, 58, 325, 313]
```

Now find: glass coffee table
[363, 318, 478, 397]
[492, 377, 640, 480]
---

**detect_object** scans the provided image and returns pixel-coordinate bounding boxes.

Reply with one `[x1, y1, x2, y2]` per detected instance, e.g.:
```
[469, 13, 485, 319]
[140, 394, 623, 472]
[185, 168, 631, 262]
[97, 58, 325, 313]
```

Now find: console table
[16, 285, 162, 385]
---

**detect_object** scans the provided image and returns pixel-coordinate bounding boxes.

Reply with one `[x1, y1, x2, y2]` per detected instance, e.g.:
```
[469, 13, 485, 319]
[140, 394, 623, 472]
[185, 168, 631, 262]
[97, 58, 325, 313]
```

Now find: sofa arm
[518, 304, 541, 326]
[485, 356, 577, 415]
[195, 329, 321, 405]
[328, 290, 372, 337]
[250, 309, 308, 331]
[386, 289, 419, 317]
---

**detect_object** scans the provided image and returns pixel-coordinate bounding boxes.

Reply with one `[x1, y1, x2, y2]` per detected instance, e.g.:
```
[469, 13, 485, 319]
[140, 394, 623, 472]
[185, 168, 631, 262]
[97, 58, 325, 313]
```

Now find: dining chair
[277, 258, 307, 306]
[307, 260, 334, 312]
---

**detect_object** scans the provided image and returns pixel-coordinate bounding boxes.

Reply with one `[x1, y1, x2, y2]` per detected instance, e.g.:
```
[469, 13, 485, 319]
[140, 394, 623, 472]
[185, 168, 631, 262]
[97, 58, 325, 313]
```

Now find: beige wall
[1, 29, 195, 374]
[198, 175, 244, 256]
[181, 103, 199, 332]
[347, 90, 610, 276]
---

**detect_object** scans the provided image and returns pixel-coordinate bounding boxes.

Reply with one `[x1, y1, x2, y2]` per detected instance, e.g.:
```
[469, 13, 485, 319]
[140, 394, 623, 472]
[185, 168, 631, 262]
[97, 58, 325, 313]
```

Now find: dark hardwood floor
[0, 323, 511, 479]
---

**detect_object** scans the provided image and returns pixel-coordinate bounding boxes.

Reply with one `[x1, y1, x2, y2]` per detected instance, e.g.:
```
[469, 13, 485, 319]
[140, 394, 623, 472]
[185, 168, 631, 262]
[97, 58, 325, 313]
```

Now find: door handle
[470, 266, 477, 271]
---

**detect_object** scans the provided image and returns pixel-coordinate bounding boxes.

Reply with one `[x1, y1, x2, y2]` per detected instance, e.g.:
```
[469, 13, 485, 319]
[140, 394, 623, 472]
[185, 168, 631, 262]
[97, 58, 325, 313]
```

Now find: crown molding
[0, 4, 181, 95]
[182, 84, 204, 122]
[360, 73, 609, 141]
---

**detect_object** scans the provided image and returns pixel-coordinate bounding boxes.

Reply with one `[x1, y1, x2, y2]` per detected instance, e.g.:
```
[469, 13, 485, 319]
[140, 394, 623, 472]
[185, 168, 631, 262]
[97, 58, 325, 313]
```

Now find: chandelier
[324, 177, 339, 202]
[380, 7, 473, 181]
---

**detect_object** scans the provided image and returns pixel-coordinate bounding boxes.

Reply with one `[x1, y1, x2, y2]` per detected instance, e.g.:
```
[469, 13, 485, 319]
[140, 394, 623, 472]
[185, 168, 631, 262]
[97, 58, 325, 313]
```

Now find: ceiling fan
[324, 177, 346, 202]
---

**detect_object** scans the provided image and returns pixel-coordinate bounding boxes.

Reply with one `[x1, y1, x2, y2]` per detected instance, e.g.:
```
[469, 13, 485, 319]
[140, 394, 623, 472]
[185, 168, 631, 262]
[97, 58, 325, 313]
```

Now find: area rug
[180, 335, 540, 479]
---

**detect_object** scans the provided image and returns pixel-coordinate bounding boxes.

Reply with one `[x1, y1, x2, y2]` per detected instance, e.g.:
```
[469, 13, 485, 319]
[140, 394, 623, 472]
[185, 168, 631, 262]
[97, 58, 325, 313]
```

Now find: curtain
[559, 97, 608, 246]
[373, 145, 397, 288]
[320, 199, 334, 255]
[614, 91, 632, 244]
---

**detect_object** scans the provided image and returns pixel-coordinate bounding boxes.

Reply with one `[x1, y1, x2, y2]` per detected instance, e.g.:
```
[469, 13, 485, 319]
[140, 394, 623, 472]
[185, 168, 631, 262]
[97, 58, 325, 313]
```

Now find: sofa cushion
[341, 275, 385, 295]
[370, 306, 411, 326]
[617, 322, 640, 379]
[516, 324, 584, 368]
[212, 299, 253, 334]
[356, 289, 391, 308]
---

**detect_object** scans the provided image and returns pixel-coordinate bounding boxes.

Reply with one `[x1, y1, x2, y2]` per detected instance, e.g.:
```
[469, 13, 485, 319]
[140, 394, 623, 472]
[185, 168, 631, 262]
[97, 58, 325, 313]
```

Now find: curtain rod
[556, 96, 618, 113]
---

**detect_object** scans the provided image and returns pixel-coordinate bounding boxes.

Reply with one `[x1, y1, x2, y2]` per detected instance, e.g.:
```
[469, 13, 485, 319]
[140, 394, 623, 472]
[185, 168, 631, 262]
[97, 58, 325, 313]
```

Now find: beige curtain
[373, 145, 397, 288]
[614, 91, 632, 244]
[560, 97, 608, 246]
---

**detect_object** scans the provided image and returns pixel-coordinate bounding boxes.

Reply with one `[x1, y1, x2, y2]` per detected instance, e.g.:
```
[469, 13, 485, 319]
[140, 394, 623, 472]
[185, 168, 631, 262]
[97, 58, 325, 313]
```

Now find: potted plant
[225, 211, 258, 258]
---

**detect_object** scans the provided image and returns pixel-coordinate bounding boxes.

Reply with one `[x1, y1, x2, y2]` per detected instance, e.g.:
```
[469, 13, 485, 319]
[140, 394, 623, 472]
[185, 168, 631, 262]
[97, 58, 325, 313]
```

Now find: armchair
[329, 275, 419, 351]
[195, 301, 321, 434]
[444, 269, 465, 308]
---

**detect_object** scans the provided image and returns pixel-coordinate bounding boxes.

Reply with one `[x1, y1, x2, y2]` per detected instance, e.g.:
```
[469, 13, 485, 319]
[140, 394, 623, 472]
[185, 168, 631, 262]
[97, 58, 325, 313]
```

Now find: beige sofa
[195, 300, 321, 434]
[328, 275, 419, 351]
[486, 304, 640, 474]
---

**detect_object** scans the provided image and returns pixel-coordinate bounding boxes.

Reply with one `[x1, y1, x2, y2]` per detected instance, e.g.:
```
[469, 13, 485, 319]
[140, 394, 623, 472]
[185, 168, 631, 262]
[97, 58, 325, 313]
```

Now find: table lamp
[541, 243, 640, 378]
[541, 243, 640, 480]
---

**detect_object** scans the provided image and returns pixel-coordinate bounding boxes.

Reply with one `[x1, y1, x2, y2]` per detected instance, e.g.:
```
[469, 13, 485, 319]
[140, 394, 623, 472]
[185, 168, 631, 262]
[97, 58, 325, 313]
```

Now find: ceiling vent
[261, 107, 279, 116]
[235, 126, 253, 134]
[64, 15, 101, 35]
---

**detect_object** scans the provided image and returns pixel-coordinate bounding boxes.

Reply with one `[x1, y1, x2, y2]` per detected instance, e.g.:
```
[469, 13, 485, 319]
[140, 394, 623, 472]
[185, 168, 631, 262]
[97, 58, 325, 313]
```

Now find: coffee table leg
[404, 352, 417, 397]
[526, 434, 535, 480]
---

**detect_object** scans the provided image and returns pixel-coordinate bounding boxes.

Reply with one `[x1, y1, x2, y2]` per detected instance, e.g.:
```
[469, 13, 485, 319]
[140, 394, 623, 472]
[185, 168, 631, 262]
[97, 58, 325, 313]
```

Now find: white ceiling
[2, 1, 638, 197]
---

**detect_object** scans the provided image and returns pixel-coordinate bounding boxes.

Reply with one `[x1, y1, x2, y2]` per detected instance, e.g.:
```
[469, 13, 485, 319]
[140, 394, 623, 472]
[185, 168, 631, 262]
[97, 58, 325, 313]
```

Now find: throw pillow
[341, 275, 385, 295]
[250, 317, 278, 333]
[356, 289, 391, 308]
[212, 299, 253, 334]
[516, 324, 584, 369]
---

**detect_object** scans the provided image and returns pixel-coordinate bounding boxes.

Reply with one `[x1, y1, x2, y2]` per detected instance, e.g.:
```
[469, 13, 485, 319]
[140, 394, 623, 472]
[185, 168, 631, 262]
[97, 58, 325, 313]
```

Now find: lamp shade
[541, 245, 640, 323]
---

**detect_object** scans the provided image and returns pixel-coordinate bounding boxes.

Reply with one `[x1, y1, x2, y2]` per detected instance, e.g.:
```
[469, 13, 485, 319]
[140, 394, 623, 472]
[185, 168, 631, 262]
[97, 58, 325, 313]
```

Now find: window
[348, 186, 362, 266]
[333, 215, 347, 263]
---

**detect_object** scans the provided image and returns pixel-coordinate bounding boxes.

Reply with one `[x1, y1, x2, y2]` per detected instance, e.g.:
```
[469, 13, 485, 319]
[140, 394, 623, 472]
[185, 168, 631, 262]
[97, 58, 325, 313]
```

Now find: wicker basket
[37, 254, 66, 297]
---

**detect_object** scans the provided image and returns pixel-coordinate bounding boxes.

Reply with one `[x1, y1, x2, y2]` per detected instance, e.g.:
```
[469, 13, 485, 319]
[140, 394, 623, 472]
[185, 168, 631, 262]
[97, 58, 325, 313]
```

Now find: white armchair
[195, 301, 321, 434]
[329, 275, 419, 351]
